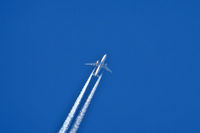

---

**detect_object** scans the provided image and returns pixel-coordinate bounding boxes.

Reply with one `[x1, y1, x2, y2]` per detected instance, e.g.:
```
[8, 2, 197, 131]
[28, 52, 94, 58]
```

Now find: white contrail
[69, 74, 103, 133]
[59, 69, 95, 133]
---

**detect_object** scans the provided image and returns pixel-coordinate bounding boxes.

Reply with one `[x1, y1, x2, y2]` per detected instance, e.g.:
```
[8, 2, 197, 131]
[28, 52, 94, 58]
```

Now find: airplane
[85, 54, 112, 77]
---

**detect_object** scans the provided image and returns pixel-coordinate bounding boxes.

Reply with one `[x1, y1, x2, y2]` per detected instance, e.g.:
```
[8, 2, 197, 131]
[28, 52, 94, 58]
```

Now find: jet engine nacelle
[96, 60, 99, 65]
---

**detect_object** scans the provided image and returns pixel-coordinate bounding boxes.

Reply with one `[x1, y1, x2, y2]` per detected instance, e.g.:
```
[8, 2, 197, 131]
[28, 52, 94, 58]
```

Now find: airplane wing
[103, 65, 112, 73]
[85, 63, 97, 66]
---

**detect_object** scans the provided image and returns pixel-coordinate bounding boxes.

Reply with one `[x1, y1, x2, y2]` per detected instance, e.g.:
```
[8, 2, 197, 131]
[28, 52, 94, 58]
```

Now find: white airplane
[85, 54, 112, 77]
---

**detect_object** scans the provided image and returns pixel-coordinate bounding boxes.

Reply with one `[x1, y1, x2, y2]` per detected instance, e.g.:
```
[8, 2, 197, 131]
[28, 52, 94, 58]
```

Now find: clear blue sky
[0, 0, 200, 133]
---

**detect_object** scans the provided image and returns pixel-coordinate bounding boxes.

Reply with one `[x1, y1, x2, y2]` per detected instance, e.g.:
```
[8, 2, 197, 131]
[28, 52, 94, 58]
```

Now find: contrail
[59, 69, 95, 133]
[69, 74, 103, 133]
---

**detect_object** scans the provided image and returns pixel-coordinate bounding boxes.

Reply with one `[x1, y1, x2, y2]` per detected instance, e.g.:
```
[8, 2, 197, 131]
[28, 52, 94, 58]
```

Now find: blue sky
[0, 0, 200, 132]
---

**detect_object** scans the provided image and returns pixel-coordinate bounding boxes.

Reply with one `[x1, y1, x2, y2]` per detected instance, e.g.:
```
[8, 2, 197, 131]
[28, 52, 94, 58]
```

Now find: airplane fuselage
[94, 54, 107, 76]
